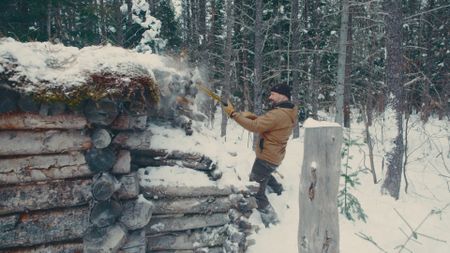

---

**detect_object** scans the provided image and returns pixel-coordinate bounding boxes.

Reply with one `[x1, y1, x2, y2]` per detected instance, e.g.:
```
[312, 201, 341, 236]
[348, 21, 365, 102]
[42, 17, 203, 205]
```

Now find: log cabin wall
[0, 84, 257, 253]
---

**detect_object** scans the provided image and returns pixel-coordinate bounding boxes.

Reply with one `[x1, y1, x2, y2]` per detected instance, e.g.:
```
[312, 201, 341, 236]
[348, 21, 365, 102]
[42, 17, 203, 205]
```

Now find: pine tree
[153, 0, 182, 52]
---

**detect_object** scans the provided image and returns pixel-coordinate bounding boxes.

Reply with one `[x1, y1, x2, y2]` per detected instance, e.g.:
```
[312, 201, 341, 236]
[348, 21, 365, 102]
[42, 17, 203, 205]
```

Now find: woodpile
[0, 80, 258, 252]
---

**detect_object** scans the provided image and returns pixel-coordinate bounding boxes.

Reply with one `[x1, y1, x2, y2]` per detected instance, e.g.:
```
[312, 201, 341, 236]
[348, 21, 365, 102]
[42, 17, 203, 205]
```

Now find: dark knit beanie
[270, 83, 291, 98]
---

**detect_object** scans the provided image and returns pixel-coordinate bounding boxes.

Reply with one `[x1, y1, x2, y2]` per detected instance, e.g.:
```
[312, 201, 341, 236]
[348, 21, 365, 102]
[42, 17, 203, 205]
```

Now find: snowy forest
[1, 0, 448, 123]
[0, 0, 449, 252]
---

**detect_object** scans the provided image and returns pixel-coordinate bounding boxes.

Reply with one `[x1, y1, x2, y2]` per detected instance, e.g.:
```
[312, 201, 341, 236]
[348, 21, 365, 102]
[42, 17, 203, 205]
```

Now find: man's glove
[223, 100, 235, 117]
[241, 111, 257, 120]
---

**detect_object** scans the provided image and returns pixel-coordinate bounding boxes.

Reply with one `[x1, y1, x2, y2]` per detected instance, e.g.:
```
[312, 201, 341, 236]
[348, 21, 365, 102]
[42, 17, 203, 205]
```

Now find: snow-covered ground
[242, 113, 449, 253]
[152, 109, 450, 253]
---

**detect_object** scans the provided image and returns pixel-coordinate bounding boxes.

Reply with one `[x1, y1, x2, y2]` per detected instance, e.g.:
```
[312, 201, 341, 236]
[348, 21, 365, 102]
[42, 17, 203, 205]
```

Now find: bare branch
[355, 232, 389, 253]
[404, 4, 450, 20]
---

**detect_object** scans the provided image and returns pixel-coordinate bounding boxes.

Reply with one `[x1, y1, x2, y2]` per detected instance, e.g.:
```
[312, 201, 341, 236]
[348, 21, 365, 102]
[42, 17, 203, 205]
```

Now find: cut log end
[89, 200, 123, 228]
[85, 147, 117, 173]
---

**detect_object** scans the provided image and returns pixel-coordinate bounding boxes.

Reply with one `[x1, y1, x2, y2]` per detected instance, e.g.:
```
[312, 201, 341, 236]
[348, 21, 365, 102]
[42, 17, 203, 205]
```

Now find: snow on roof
[0, 38, 192, 103]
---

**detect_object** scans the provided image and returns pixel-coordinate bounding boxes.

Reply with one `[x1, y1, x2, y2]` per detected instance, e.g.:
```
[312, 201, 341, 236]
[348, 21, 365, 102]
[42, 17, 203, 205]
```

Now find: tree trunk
[291, 0, 301, 138]
[47, 1, 52, 41]
[189, 0, 199, 61]
[251, 0, 264, 150]
[420, 0, 434, 122]
[335, 0, 350, 126]
[343, 12, 353, 128]
[198, 0, 207, 63]
[310, 55, 320, 118]
[118, 0, 129, 46]
[361, 105, 378, 184]
[220, 0, 234, 138]
[98, 0, 106, 43]
[0, 130, 91, 156]
[254, 0, 263, 116]
[298, 120, 342, 253]
[381, 0, 405, 200]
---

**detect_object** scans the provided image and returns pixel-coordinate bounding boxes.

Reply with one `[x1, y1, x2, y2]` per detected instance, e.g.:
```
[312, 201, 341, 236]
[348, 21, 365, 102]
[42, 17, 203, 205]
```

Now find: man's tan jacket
[233, 102, 298, 165]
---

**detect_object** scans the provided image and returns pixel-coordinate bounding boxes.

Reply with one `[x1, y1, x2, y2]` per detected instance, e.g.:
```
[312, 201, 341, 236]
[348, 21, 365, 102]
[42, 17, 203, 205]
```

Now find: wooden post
[298, 119, 342, 253]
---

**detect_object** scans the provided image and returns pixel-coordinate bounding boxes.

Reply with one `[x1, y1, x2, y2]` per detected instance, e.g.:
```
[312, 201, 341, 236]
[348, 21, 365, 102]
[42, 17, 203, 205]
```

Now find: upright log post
[298, 119, 342, 253]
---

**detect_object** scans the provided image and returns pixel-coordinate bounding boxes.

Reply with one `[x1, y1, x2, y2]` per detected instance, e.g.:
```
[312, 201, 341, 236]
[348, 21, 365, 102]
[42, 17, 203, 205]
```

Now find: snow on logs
[0, 97, 257, 252]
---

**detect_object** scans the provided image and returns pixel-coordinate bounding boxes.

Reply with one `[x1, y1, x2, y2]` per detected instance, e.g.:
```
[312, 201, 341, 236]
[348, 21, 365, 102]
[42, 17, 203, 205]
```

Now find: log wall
[0, 99, 257, 253]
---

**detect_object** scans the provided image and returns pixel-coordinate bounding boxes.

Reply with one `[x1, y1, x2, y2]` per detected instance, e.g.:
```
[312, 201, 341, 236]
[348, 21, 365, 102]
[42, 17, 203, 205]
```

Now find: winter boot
[257, 205, 279, 227]
[267, 176, 284, 196]
[267, 184, 284, 196]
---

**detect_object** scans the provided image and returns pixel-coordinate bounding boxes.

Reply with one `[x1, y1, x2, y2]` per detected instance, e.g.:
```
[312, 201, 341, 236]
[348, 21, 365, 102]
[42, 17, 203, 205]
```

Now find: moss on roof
[31, 72, 160, 108]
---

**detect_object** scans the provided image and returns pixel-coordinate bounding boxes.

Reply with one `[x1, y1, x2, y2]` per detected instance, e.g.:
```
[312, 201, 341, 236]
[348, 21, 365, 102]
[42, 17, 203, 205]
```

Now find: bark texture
[298, 124, 342, 253]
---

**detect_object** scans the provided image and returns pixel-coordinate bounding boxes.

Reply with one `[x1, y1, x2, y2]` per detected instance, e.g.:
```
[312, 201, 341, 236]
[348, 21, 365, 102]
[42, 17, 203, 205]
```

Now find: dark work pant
[249, 158, 279, 209]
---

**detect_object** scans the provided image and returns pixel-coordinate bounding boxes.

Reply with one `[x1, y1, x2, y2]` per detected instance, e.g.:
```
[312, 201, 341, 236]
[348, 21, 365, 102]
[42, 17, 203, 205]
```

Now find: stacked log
[137, 164, 257, 253]
[0, 87, 257, 253]
[0, 89, 95, 252]
[80, 98, 153, 252]
[0, 92, 143, 252]
[131, 149, 223, 180]
[0, 101, 80, 252]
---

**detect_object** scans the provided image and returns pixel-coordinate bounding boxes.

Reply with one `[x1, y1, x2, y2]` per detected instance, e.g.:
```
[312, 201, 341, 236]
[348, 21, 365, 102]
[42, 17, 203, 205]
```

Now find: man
[223, 83, 298, 227]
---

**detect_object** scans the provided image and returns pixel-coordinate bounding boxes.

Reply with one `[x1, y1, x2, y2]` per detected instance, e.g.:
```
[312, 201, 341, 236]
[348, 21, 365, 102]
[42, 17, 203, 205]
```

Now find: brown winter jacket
[233, 101, 298, 165]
